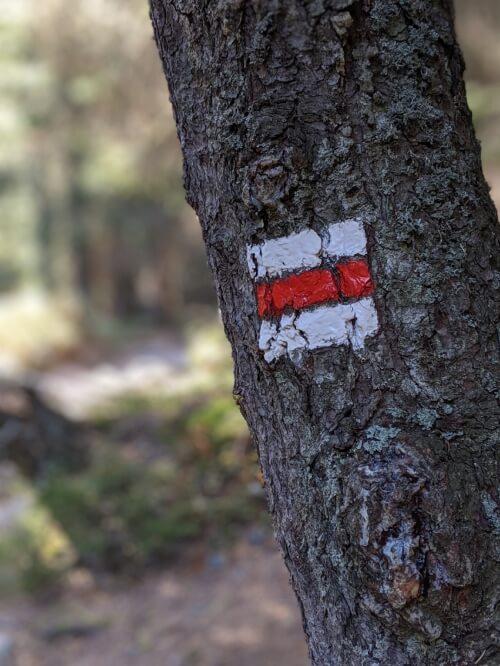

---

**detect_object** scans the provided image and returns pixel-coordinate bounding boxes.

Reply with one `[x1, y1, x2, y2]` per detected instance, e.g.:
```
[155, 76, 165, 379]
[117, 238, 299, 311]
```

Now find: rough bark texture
[149, 1, 500, 663]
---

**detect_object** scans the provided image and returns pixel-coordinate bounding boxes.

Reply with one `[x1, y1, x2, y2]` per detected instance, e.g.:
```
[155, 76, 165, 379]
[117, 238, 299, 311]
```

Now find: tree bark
[149, 1, 500, 663]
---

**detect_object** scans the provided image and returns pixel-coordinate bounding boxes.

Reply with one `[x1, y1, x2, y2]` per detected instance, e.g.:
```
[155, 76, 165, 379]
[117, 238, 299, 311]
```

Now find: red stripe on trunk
[257, 269, 339, 318]
[337, 259, 374, 299]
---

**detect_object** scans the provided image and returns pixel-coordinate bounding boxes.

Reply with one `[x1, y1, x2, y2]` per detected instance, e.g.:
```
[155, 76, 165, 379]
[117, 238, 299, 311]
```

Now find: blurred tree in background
[456, 0, 500, 175]
[0, 0, 214, 331]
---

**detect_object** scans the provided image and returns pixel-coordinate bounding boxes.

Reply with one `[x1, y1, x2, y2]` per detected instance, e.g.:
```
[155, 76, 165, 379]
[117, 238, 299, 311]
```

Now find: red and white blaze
[247, 219, 379, 363]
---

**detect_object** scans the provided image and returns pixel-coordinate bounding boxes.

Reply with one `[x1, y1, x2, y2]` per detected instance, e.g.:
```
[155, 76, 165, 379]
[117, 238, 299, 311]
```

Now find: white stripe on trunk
[247, 229, 322, 279]
[324, 218, 367, 257]
[259, 297, 378, 362]
[247, 219, 368, 281]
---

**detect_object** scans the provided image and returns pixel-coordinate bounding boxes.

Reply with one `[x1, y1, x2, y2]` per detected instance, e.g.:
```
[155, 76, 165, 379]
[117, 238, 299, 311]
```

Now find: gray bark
[149, 1, 500, 663]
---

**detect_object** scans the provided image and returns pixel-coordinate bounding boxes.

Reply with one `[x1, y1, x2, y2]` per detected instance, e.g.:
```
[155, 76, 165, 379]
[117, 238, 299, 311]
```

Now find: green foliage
[0, 503, 75, 594]
[37, 391, 264, 572]
[0, 321, 264, 591]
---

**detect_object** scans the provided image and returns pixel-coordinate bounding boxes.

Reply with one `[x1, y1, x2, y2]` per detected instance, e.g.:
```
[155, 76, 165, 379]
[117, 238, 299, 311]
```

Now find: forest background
[0, 1, 499, 665]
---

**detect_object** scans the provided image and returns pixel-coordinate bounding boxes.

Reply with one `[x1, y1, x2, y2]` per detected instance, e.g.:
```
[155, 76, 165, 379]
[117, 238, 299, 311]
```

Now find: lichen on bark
[150, 1, 500, 663]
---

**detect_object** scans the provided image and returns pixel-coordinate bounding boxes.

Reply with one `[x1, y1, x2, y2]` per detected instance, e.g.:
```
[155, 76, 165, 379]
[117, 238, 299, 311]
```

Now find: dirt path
[35, 335, 187, 420]
[0, 539, 308, 666]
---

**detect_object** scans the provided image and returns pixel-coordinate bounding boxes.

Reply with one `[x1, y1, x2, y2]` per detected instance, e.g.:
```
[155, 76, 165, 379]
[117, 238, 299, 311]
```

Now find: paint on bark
[149, 0, 500, 664]
[249, 218, 377, 360]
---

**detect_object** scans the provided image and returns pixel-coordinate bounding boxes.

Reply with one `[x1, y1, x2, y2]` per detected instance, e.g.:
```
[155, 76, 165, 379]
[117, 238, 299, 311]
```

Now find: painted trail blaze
[247, 219, 379, 362]
[256, 269, 340, 318]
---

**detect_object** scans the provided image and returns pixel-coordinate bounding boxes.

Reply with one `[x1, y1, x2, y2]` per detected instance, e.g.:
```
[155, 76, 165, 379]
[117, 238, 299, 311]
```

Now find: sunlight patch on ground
[0, 289, 80, 375]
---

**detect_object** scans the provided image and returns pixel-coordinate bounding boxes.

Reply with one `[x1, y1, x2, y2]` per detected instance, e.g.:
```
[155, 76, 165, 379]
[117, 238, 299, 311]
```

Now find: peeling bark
[149, 1, 500, 663]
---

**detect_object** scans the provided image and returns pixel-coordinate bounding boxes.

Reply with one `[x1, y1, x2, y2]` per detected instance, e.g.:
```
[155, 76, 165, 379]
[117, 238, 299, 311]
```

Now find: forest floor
[0, 537, 308, 666]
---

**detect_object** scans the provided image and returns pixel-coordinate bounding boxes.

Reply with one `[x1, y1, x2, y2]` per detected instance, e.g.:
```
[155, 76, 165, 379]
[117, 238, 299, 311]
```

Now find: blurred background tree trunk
[150, 1, 500, 664]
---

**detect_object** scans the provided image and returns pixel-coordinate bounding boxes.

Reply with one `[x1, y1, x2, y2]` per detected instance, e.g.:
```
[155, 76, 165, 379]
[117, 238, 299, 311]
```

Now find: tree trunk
[149, 1, 500, 663]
